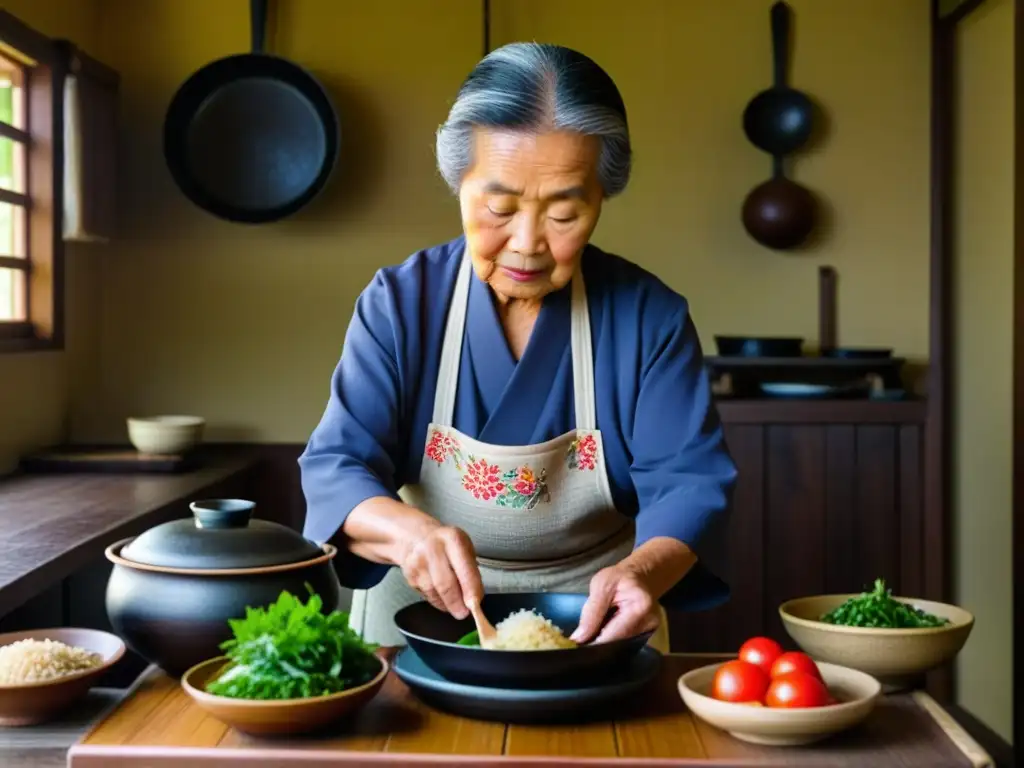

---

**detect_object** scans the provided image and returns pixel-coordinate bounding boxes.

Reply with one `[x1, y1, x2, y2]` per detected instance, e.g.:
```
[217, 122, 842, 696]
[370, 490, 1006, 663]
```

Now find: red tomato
[769, 651, 823, 681]
[711, 660, 770, 703]
[765, 671, 831, 709]
[737, 636, 783, 676]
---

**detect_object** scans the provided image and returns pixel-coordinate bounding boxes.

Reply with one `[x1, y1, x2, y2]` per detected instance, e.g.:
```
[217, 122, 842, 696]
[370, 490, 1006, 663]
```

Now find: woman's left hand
[569, 564, 661, 645]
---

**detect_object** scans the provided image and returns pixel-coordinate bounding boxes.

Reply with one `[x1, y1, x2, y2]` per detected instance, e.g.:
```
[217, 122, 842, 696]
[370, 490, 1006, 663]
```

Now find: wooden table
[66, 653, 993, 767]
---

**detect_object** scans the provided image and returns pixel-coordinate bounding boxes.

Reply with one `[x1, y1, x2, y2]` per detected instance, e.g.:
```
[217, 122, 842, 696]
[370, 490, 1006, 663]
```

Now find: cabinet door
[668, 423, 924, 652]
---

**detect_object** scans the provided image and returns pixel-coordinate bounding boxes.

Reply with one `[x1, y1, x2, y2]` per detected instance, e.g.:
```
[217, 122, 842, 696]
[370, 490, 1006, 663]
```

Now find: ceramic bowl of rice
[393, 592, 655, 689]
[0, 628, 126, 726]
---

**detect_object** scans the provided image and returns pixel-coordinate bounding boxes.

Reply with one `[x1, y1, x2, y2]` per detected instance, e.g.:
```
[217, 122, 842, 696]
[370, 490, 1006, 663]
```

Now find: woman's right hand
[398, 524, 484, 619]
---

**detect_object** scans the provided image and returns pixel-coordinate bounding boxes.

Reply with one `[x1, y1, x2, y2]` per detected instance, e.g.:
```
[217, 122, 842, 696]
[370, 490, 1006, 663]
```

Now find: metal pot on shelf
[104, 498, 342, 677]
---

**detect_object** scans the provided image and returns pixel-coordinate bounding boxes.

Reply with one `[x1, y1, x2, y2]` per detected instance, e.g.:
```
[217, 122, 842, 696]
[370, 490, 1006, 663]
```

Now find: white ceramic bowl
[127, 415, 205, 455]
[678, 660, 881, 747]
[779, 594, 974, 689]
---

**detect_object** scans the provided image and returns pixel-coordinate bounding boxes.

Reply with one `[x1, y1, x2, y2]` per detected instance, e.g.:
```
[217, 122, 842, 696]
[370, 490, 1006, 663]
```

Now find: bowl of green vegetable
[778, 579, 974, 691]
[181, 589, 388, 736]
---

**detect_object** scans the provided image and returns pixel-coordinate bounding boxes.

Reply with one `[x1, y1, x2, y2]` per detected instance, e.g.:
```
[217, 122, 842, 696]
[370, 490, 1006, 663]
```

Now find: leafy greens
[819, 578, 950, 629]
[204, 586, 380, 700]
[456, 630, 480, 646]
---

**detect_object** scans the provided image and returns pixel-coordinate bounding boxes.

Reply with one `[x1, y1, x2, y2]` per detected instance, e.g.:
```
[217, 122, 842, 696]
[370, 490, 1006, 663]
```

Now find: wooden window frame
[0, 11, 65, 354]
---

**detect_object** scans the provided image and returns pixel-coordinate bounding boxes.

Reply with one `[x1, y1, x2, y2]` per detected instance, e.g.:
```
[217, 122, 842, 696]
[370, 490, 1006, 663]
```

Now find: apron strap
[570, 270, 596, 431]
[432, 253, 597, 431]
[432, 255, 473, 425]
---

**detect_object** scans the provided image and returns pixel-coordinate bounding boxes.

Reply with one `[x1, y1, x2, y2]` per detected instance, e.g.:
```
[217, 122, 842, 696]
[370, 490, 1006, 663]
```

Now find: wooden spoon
[466, 598, 498, 649]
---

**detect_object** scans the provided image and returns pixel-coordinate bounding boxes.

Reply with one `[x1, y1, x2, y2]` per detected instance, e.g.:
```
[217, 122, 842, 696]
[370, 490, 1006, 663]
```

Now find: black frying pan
[742, 1, 814, 156]
[393, 593, 654, 689]
[164, 0, 339, 224]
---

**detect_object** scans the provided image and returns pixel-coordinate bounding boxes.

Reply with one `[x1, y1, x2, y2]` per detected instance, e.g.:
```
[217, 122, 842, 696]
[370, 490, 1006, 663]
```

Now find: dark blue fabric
[299, 235, 737, 610]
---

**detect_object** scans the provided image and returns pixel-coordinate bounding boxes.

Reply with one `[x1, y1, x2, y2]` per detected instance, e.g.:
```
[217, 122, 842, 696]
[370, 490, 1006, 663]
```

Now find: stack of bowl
[390, 592, 661, 724]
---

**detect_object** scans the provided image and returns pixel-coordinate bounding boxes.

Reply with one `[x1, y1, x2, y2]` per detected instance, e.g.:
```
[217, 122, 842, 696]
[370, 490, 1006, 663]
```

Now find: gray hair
[435, 42, 632, 198]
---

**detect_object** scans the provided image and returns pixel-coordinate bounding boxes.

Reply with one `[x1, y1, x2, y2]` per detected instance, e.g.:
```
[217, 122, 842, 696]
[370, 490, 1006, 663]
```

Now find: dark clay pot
[104, 499, 342, 677]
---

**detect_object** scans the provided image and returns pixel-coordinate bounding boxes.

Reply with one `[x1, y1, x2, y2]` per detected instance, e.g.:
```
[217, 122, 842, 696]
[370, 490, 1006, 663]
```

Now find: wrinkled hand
[570, 565, 661, 645]
[399, 525, 484, 620]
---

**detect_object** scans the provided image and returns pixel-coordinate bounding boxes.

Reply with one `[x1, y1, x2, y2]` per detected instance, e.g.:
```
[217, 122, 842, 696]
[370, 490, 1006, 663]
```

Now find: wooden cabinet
[669, 400, 928, 653]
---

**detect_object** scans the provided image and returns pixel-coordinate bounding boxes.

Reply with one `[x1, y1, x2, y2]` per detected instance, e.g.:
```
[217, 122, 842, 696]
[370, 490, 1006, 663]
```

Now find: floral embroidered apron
[348, 256, 670, 653]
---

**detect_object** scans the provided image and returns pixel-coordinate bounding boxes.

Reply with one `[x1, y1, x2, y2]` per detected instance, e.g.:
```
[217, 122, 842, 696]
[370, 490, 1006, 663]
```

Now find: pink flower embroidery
[462, 458, 506, 501]
[424, 431, 549, 507]
[425, 429, 464, 469]
[567, 433, 598, 471]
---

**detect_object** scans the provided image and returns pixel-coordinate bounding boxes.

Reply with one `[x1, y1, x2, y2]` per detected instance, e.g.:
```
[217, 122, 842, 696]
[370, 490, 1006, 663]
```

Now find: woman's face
[459, 128, 604, 303]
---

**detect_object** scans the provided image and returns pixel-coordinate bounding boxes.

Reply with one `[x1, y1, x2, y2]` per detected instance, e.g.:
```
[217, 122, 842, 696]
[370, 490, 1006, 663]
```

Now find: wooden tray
[19, 445, 200, 474]
[67, 653, 993, 767]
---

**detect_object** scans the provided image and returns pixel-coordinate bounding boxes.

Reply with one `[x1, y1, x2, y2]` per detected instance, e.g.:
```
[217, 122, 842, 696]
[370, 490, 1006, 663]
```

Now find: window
[0, 11, 63, 352]
[0, 54, 28, 329]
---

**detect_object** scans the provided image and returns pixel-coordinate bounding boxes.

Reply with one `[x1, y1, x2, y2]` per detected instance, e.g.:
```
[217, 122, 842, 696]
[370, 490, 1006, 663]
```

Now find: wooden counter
[66, 654, 993, 768]
[0, 448, 261, 617]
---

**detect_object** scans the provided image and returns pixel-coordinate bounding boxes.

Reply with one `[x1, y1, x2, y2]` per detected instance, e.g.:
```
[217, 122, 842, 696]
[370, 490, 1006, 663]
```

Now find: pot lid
[119, 499, 323, 570]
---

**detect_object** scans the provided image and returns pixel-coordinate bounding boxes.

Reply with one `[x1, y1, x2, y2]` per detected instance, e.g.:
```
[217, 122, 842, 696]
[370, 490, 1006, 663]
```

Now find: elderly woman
[299, 42, 737, 652]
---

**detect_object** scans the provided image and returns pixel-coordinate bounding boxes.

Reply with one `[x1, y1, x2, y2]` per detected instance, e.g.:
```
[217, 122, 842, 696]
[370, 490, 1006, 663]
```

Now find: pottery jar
[104, 498, 343, 677]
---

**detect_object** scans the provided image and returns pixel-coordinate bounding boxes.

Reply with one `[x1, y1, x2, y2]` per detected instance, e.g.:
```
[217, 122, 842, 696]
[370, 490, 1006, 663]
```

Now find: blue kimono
[299, 235, 737, 610]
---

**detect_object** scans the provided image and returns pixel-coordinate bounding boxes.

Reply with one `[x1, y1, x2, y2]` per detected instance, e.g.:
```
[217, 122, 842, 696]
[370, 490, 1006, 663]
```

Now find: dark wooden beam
[1013, 0, 1024, 755]
[925, 0, 956, 703]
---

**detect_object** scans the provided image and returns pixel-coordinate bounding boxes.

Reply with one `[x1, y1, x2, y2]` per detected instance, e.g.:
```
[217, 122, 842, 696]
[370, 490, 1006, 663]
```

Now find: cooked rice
[491, 609, 578, 651]
[0, 638, 103, 685]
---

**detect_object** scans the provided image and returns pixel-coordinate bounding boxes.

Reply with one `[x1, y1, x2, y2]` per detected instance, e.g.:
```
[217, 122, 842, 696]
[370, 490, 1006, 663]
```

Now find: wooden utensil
[466, 598, 498, 649]
[742, 1, 814, 156]
[741, 154, 816, 250]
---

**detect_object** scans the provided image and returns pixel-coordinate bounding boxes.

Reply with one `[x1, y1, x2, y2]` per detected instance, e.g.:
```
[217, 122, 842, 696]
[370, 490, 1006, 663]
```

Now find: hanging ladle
[742, 1, 814, 156]
[741, 154, 816, 250]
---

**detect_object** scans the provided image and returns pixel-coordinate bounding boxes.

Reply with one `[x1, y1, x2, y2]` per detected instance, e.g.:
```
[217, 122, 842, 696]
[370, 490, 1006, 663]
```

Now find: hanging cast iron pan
[742, 1, 814, 156]
[163, 0, 340, 224]
[741, 154, 816, 250]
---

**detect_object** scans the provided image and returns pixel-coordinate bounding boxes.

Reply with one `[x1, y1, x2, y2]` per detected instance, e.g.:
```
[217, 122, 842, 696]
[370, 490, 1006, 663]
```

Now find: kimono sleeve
[630, 305, 738, 607]
[298, 271, 406, 589]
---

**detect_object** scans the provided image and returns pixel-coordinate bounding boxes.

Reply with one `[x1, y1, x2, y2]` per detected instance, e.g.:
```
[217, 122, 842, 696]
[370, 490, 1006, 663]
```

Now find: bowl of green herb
[779, 579, 974, 690]
[181, 588, 388, 736]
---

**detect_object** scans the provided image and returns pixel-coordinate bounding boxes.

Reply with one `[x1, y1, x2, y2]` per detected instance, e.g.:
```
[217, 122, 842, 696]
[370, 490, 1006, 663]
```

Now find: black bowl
[714, 335, 805, 358]
[393, 592, 655, 690]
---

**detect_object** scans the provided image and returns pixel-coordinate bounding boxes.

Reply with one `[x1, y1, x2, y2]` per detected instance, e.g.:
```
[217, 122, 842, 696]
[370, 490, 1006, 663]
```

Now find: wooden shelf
[716, 398, 927, 424]
[707, 355, 906, 368]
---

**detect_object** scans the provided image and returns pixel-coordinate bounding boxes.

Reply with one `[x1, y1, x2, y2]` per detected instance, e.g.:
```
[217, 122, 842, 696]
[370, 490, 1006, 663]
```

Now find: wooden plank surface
[66, 654, 993, 767]
[0, 449, 258, 616]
